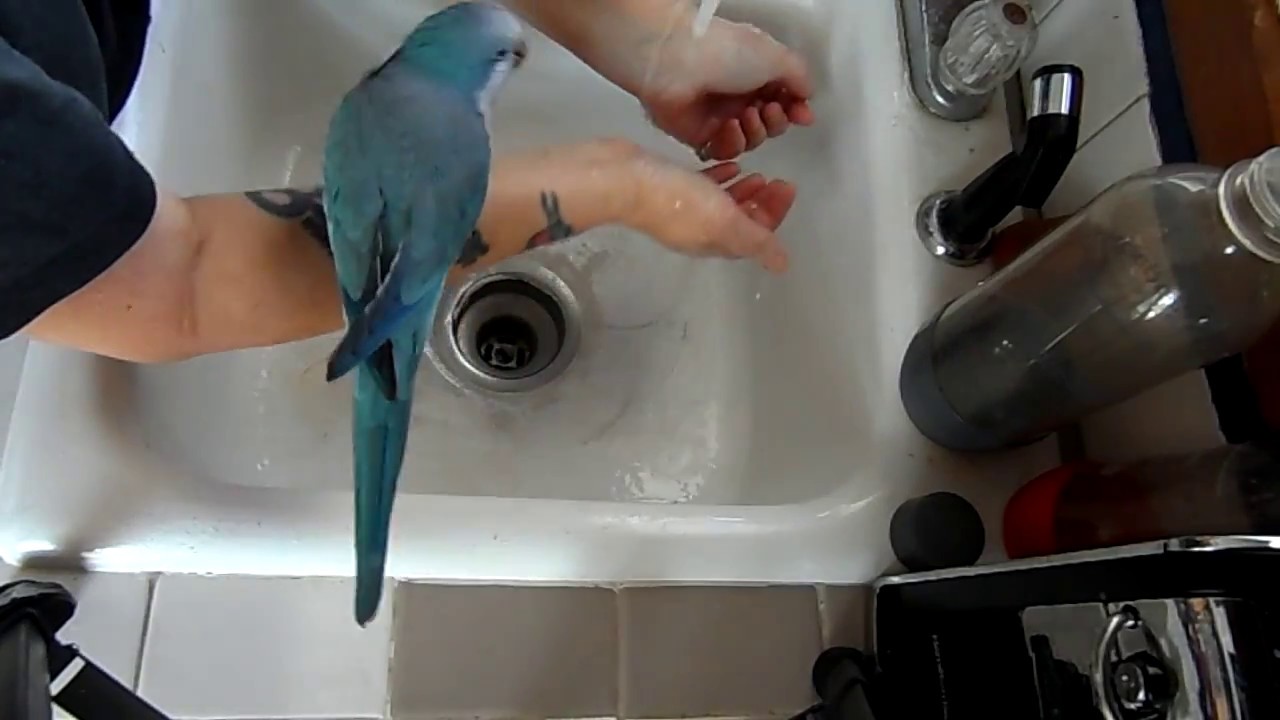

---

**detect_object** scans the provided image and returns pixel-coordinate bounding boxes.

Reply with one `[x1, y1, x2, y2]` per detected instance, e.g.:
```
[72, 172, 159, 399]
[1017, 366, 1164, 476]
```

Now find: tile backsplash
[1022, 0, 1225, 462]
[391, 585, 619, 720]
[139, 574, 394, 719]
[619, 586, 821, 719]
[0, 570, 866, 720]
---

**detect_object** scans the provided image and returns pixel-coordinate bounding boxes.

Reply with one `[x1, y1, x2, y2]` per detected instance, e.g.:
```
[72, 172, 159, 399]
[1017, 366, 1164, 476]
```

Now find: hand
[638, 16, 816, 161]
[623, 147, 793, 273]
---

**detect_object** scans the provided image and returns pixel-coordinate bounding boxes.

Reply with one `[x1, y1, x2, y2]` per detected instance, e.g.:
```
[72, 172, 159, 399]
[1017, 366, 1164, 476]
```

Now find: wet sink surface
[0, 0, 1056, 582]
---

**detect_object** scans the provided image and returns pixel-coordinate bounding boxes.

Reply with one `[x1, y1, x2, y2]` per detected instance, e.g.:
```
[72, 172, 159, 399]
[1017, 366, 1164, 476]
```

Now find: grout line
[1075, 93, 1149, 152]
[1039, 0, 1064, 24]
[615, 587, 628, 720]
[814, 585, 831, 648]
[131, 573, 159, 692]
[384, 577, 399, 720]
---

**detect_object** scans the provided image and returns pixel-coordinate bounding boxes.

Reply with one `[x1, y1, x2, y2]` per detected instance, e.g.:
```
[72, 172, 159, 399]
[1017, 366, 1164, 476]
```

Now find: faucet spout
[918, 64, 1085, 267]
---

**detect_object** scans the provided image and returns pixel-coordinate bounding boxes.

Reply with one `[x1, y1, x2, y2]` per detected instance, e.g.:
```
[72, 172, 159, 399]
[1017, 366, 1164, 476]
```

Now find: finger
[690, 116, 722, 151]
[762, 102, 790, 137]
[771, 46, 814, 101]
[786, 100, 817, 126]
[749, 181, 798, 230]
[700, 162, 742, 184]
[737, 205, 790, 273]
[725, 173, 768, 202]
[759, 243, 791, 273]
[740, 107, 769, 152]
[741, 202, 790, 272]
[709, 119, 747, 160]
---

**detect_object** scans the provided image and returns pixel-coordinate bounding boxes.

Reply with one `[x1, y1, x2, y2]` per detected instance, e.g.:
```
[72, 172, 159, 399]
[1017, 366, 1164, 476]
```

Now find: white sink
[0, 0, 1056, 582]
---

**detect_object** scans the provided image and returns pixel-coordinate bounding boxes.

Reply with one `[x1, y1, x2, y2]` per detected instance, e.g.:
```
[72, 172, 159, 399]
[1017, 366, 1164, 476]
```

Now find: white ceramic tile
[0, 336, 28, 459]
[1043, 97, 1160, 217]
[1029, 0, 1065, 22]
[620, 586, 821, 719]
[819, 585, 872, 650]
[0, 566, 151, 689]
[139, 574, 392, 719]
[1024, 0, 1148, 145]
[390, 584, 618, 720]
[1082, 372, 1224, 463]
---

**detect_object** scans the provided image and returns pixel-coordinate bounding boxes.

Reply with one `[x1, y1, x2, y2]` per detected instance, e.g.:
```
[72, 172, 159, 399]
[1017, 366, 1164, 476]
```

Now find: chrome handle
[1094, 604, 1173, 720]
[1093, 605, 1137, 720]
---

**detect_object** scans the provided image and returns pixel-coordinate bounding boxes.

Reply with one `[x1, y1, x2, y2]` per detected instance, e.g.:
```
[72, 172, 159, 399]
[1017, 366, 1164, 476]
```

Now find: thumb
[772, 44, 813, 100]
[720, 22, 813, 100]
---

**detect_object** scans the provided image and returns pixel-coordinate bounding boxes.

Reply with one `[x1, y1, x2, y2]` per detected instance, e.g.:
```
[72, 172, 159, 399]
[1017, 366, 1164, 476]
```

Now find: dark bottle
[901, 147, 1280, 451]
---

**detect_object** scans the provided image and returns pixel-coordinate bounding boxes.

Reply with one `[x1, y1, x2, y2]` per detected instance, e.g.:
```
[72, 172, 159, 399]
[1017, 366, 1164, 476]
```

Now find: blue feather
[322, 0, 525, 625]
[351, 288, 436, 626]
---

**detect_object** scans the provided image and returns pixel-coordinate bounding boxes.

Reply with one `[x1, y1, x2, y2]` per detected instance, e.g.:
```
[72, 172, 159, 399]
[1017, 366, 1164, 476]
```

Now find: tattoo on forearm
[455, 229, 490, 268]
[245, 188, 329, 251]
[526, 191, 577, 250]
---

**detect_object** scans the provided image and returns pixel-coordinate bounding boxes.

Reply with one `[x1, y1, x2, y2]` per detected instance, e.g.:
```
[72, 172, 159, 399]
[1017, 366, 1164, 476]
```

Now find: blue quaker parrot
[322, 1, 528, 626]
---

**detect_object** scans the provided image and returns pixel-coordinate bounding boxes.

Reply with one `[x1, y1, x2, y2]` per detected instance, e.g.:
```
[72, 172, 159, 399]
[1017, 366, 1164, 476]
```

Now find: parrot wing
[321, 70, 491, 625]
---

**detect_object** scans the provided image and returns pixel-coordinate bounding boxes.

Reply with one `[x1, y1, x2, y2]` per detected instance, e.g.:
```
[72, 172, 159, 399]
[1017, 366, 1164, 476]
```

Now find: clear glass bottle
[901, 147, 1280, 451]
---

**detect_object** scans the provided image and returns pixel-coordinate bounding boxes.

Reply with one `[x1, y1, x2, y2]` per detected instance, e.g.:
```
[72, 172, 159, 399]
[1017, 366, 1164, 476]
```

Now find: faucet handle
[937, 1, 1039, 97]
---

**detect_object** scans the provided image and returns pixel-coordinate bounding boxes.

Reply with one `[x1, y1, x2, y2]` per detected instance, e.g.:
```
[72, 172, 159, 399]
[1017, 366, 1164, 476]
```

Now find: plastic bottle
[900, 147, 1280, 451]
[1003, 442, 1280, 558]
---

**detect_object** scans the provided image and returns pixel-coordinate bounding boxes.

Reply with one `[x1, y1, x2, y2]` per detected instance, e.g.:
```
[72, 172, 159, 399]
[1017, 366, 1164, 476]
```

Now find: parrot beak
[512, 39, 528, 69]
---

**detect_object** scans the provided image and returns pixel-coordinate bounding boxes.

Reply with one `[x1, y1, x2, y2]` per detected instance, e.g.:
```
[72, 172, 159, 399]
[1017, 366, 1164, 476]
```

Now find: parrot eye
[497, 41, 528, 68]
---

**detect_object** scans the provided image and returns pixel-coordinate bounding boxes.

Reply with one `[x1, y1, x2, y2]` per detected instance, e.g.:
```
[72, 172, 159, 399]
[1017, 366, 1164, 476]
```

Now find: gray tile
[620, 586, 821, 719]
[390, 584, 618, 720]
[139, 574, 393, 719]
[819, 586, 872, 650]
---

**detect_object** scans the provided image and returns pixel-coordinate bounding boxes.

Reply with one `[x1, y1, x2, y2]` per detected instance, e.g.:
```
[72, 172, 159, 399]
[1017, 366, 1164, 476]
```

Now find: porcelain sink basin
[0, 0, 1056, 582]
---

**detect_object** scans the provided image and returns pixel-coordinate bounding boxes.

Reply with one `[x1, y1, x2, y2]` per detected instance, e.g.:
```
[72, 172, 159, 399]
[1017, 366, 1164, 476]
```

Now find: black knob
[1112, 651, 1173, 719]
[890, 491, 985, 572]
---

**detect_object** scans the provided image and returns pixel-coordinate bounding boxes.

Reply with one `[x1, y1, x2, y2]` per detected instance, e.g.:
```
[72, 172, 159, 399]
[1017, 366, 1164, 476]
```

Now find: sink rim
[0, 0, 1060, 584]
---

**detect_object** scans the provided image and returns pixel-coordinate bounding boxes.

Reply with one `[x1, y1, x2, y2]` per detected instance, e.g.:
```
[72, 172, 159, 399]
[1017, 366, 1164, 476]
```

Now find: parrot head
[391, 1, 528, 114]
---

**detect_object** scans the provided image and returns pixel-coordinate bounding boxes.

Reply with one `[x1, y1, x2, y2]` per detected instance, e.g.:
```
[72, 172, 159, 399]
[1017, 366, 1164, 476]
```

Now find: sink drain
[436, 268, 582, 393]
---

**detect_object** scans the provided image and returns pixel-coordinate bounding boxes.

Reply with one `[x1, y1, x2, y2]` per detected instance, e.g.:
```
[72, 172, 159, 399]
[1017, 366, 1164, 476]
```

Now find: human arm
[23, 140, 793, 363]
[502, 0, 816, 159]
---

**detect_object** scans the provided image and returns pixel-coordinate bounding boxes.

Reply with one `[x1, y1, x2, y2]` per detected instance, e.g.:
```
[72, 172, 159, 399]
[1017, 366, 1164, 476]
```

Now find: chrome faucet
[917, 65, 1084, 265]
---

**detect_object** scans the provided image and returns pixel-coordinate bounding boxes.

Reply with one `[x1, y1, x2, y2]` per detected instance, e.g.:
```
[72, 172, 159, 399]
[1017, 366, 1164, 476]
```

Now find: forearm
[451, 140, 632, 279]
[206, 144, 629, 355]
[25, 190, 341, 362]
[26, 142, 634, 362]
[502, 0, 693, 96]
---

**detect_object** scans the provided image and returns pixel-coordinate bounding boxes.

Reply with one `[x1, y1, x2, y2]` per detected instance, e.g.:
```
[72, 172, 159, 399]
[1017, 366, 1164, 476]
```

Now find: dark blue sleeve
[0, 36, 156, 339]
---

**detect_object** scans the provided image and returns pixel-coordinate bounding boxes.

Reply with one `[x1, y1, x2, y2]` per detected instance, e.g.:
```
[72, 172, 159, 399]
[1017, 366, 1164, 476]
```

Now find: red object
[1002, 461, 1098, 559]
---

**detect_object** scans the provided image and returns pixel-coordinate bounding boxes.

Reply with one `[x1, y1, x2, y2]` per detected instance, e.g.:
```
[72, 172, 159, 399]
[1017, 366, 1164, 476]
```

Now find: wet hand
[639, 17, 816, 161]
[624, 149, 794, 273]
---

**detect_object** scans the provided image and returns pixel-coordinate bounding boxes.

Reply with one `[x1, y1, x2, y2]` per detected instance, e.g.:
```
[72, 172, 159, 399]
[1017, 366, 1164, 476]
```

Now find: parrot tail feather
[352, 352, 415, 626]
